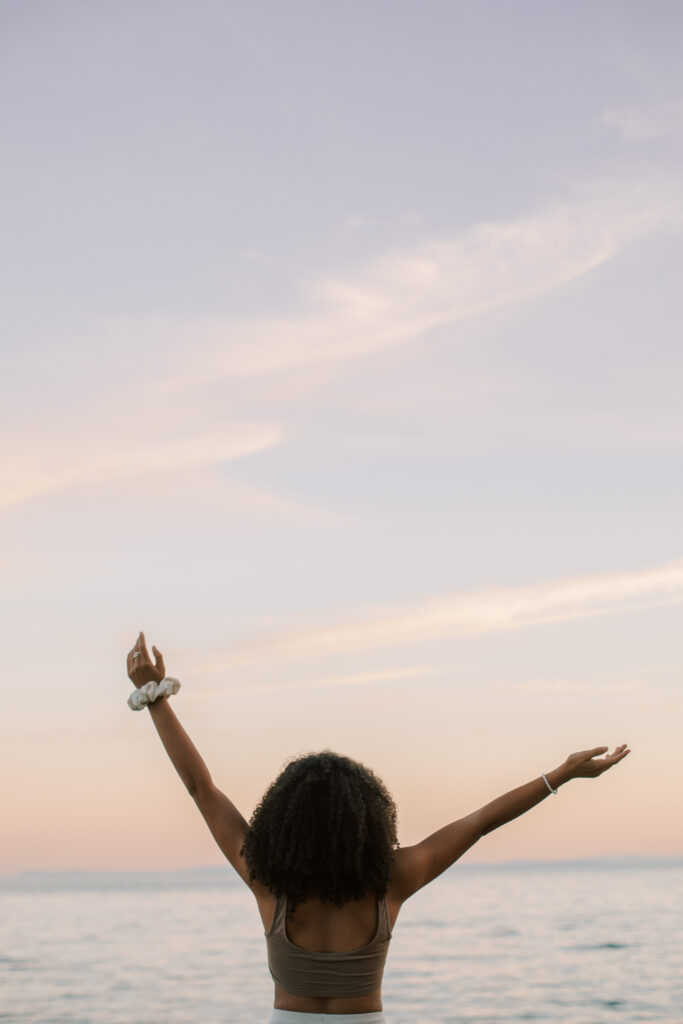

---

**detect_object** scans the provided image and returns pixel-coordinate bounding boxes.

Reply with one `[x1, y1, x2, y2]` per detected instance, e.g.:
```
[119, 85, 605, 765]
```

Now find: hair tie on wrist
[542, 772, 558, 795]
[128, 677, 181, 710]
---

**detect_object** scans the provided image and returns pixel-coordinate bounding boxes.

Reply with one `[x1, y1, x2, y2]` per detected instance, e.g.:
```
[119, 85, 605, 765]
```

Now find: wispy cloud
[8, 174, 680, 512]
[602, 102, 683, 141]
[0, 424, 283, 510]
[193, 664, 433, 695]
[136, 174, 681, 391]
[204, 560, 683, 666]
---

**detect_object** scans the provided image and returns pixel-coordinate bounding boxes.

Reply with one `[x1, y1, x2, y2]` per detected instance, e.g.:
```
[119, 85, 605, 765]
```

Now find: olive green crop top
[265, 894, 392, 999]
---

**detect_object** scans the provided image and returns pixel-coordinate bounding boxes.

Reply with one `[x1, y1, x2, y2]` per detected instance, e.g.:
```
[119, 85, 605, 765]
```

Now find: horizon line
[4, 853, 682, 880]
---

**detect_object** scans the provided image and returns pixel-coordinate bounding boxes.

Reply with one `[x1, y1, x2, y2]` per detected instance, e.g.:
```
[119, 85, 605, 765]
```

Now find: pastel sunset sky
[2, 1, 682, 873]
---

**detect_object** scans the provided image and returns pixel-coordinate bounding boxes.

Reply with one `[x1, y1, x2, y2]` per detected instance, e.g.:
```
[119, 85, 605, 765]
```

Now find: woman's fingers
[136, 631, 152, 663]
[126, 641, 141, 669]
[125, 631, 167, 687]
[126, 631, 161, 685]
[131, 631, 153, 666]
[598, 747, 630, 773]
[566, 744, 630, 778]
[126, 643, 140, 682]
[152, 645, 165, 677]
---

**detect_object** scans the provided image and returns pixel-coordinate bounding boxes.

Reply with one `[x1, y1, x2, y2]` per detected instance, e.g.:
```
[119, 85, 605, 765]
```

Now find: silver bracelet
[542, 772, 558, 795]
[128, 677, 181, 710]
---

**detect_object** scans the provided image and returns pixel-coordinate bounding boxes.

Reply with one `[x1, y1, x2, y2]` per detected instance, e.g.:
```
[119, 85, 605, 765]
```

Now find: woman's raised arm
[126, 632, 251, 886]
[389, 745, 630, 904]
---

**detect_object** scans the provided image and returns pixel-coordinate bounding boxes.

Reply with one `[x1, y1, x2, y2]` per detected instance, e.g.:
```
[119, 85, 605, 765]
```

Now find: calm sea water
[1, 860, 681, 1024]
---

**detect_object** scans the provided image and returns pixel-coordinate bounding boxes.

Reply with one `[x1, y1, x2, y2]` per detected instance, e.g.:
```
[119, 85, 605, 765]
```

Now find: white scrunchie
[128, 677, 181, 711]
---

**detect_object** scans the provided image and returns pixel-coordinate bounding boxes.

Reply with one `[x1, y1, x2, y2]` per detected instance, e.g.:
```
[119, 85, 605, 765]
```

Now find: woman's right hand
[126, 631, 166, 689]
[564, 744, 630, 780]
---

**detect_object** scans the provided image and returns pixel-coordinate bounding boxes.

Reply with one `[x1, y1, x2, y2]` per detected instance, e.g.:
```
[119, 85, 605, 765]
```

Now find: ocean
[1, 859, 681, 1024]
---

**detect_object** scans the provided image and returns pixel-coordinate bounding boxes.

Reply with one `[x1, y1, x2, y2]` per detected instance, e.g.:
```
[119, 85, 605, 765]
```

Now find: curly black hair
[241, 750, 399, 911]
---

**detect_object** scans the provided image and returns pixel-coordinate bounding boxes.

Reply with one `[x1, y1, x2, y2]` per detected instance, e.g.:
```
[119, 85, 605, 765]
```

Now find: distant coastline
[2, 854, 682, 888]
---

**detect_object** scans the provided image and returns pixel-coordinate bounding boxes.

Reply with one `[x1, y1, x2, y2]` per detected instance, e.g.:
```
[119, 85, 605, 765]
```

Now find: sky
[1, 0, 683, 873]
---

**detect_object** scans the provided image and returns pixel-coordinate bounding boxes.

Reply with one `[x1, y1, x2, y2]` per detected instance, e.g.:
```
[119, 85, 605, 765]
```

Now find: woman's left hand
[126, 631, 166, 689]
[563, 744, 630, 780]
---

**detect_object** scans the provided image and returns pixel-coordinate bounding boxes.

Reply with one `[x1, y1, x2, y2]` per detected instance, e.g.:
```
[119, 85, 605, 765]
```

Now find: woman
[126, 631, 630, 1024]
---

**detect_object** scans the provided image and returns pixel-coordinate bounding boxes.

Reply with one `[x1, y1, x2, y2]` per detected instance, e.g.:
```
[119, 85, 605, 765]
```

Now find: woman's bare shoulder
[387, 846, 419, 917]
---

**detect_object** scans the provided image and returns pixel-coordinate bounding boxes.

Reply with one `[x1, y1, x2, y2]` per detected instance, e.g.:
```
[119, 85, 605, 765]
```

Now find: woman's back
[257, 886, 401, 1014]
[269, 891, 386, 952]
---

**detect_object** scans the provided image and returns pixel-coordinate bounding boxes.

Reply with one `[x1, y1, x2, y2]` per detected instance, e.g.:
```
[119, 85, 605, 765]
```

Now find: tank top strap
[378, 894, 392, 940]
[265, 893, 289, 938]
